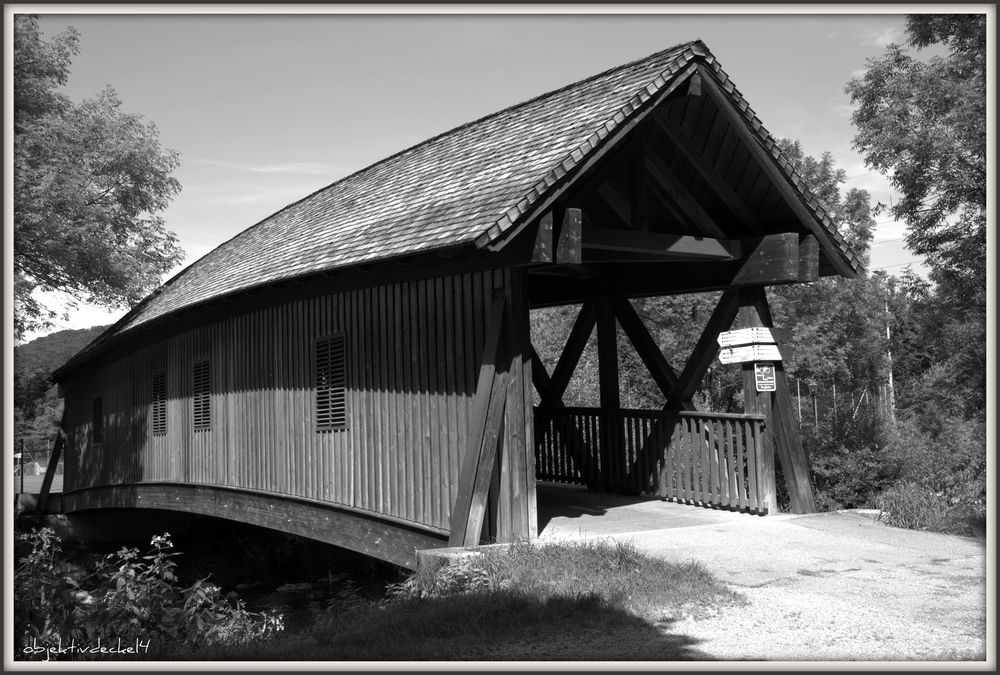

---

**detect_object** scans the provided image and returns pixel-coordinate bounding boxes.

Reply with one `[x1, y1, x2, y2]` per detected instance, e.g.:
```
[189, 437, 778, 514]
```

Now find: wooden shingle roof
[58, 39, 861, 374]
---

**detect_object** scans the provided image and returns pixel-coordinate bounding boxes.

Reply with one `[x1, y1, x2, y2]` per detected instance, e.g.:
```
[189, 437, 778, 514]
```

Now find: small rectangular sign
[755, 363, 777, 392]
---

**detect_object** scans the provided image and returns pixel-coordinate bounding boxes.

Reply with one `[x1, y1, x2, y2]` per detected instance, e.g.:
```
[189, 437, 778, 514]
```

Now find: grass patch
[876, 481, 987, 537]
[173, 539, 743, 661]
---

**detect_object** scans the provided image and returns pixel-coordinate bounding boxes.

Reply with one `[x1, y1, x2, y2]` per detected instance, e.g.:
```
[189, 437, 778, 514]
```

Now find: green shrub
[875, 481, 949, 531]
[885, 414, 986, 507]
[14, 528, 283, 660]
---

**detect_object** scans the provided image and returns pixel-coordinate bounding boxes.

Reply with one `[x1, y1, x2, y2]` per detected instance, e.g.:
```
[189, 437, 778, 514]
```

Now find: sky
[17, 7, 937, 342]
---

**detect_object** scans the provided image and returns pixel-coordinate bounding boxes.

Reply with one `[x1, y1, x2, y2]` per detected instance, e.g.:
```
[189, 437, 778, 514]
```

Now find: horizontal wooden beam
[730, 233, 799, 286]
[529, 233, 805, 308]
[59, 483, 447, 570]
[583, 226, 739, 261]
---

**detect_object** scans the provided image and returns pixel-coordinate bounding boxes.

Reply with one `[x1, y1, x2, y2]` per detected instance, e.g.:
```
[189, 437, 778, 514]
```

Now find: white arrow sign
[717, 327, 779, 347]
[718, 344, 783, 364]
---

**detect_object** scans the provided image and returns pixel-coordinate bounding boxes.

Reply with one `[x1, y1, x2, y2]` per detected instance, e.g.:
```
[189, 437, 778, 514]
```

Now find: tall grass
[181, 539, 744, 661]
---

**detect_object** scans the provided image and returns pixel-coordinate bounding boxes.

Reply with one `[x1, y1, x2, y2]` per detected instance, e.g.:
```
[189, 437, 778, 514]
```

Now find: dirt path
[538, 492, 989, 663]
[624, 512, 988, 662]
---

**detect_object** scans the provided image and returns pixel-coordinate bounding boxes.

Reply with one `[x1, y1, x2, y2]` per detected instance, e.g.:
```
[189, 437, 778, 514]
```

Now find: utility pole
[796, 378, 802, 423]
[884, 295, 897, 428]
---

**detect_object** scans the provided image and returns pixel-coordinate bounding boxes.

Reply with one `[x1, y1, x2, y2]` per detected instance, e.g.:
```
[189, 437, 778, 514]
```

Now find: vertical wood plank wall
[61, 268, 514, 534]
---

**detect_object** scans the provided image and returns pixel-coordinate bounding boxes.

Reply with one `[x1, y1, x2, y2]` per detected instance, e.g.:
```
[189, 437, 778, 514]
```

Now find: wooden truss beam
[596, 182, 633, 231]
[549, 300, 599, 400]
[630, 141, 649, 231]
[696, 66, 855, 278]
[645, 150, 727, 238]
[667, 288, 741, 409]
[608, 297, 680, 398]
[483, 62, 699, 252]
[583, 226, 739, 261]
[651, 109, 764, 233]
[628, 290, 741, 487]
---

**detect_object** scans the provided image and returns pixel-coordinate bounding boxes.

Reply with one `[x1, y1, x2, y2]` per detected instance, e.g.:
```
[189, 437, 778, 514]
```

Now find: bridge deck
[537, 481, 758, 541]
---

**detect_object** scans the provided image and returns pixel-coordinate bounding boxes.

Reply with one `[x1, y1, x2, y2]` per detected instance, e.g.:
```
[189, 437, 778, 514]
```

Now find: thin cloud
[208, 185, 325, 207]
[190, 157, 345, 176]
[833, 103, 855, 119]
[861, 26, 905, 49]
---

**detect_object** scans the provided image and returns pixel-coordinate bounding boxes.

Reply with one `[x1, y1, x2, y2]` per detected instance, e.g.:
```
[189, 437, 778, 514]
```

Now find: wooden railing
[534, 407, 769, 513]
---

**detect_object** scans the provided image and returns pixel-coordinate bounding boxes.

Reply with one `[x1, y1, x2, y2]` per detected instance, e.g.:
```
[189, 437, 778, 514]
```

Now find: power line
[869, 260, 926, 270]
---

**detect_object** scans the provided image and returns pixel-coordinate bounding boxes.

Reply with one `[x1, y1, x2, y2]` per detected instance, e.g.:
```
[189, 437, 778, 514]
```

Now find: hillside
[13, 325, 109, 457]
[14, 325, 108, 383]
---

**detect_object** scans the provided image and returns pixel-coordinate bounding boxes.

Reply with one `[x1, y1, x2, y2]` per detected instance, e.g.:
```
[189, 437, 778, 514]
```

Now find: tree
[13, 15, 185, 340]
[845, 14, 986, 305]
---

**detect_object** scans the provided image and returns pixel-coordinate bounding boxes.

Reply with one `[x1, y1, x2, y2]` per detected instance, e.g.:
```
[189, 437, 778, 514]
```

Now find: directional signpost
[716, 327, 787, 364]
[717, 343, 782, 364]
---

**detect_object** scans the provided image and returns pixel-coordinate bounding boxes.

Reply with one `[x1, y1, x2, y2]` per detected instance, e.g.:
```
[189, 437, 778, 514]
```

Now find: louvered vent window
[152, 372, 167, 435]
[92, 396, 103, 445]
[316, 334, 347, 431]
[193, 360, 211, 431]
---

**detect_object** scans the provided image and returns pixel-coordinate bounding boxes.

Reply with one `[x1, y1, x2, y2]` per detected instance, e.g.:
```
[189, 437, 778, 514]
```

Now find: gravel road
[538, 490, 989, 664]
[627, 512, 988, 662]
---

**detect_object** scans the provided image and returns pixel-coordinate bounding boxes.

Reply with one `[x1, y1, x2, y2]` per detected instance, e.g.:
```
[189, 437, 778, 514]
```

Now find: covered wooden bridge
[44, 41, 860, 569]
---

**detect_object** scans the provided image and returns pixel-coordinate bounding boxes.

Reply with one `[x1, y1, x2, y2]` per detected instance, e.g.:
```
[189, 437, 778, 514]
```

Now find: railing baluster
[533, 407, 767, 510]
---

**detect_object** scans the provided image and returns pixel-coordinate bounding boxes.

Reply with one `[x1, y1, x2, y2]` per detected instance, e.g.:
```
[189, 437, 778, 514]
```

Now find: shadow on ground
[189, 591, 716, 661]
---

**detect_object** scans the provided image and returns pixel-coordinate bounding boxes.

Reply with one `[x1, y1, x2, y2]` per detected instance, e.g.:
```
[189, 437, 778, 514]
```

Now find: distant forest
[13, 325, 107, 460]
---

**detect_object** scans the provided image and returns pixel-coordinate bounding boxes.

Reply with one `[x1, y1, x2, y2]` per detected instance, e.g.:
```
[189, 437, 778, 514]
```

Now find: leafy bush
[875, 481, 949, 531]
[885, 414, 986, 507]
[14, 528, 283, 660]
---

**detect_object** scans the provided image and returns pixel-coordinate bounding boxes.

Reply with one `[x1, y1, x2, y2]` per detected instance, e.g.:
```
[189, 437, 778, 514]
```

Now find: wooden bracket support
[450, 291, 510, 546]
[38, 411, 67, 513]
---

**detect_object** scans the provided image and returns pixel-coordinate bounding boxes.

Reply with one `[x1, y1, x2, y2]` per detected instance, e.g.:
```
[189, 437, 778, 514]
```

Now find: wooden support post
[738, 292, 777, 515]
[531, 212, 554, 263]
[38, 419, 66, 514]
[450, 291, 509, 546]
[596, 300, 623, 491]
[742, 286, 818, 514]
[497, 269, 537, 542]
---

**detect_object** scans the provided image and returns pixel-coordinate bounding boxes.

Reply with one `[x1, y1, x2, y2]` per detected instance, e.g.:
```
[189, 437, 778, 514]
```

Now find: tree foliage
[13, 15, 185, 340]
[845, 14, 987, 304]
